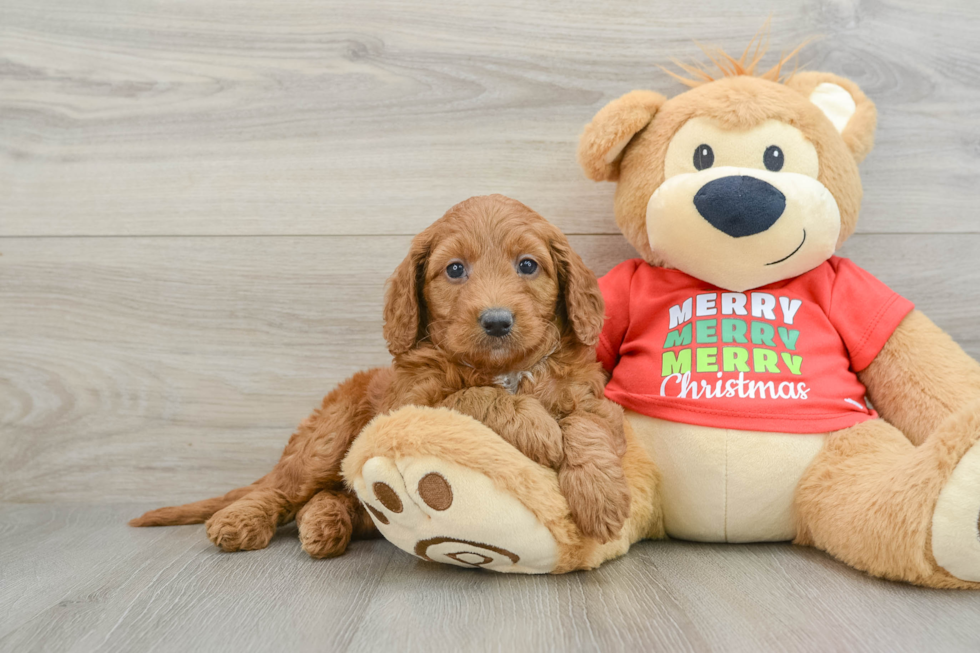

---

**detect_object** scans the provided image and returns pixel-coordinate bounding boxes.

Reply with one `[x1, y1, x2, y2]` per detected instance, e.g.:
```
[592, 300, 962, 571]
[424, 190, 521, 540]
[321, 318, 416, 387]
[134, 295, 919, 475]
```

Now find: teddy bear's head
[578, 44, 877, 292]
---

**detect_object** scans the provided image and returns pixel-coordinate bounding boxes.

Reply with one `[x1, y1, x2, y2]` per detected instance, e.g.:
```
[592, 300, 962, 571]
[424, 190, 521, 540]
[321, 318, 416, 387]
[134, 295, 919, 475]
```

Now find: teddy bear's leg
[341, 405, 662, 573]
[795, 402, 980, 588]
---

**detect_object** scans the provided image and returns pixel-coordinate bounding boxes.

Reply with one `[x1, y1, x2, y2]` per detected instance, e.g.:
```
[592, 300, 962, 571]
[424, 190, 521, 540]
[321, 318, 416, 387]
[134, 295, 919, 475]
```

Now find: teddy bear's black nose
[693, 175, 786, 238]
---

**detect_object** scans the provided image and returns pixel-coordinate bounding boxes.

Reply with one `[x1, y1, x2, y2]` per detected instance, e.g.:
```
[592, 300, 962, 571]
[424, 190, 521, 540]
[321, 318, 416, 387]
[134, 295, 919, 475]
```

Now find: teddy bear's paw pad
[355, 455, 558, 573]
[932, 438, 980, 582]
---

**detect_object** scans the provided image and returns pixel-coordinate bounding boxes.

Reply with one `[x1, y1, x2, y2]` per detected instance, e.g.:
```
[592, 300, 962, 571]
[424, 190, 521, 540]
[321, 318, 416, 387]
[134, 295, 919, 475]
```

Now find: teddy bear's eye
[764, 145, 784, 172]
[693, 144, 714, 170]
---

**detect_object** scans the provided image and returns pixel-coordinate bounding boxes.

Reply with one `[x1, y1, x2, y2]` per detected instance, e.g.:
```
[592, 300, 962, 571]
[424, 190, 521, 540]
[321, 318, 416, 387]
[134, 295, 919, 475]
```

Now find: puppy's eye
[517, 258, 538, 275]
[693, 144, 714, 171]
[446, 262, 466, 280]
[764, 145, 784, 172]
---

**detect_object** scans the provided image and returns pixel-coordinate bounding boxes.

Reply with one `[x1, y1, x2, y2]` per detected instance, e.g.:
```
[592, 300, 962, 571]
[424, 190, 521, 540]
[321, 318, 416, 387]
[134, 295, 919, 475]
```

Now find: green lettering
[721, 318, 748, 343]
[695, 319, 717, 344]
[781, 352, 803, 375]
[722, 347, 750, 372]
[696, 347, 718, 373]
[662, 349, 692, 376]
[751, 321, 776, 346]
[663, 323, 692, 349]
[777, 327, 800, 351]
[753, 348, 780, 373]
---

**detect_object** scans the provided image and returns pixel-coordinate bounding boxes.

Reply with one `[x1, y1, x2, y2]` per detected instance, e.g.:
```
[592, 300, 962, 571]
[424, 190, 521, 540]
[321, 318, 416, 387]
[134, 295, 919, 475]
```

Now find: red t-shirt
[597, 257, 914, 433]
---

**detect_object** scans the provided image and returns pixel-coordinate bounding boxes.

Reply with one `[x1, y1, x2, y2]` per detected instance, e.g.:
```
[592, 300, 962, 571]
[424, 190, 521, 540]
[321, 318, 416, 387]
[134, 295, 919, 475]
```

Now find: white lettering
[695, 293, 717, 317]
[668, 297, 693, 329]
[724, 378, 740, 397]
[701, 372, 725, 398]
[750, 380, 776, 399]
[721, 293, 748, 316]
[751, 292, 776, 320]
[779, 297, 803, 325]
[660, 371, 809, 402]
[777, 381, 797, 399]
[677, 372, 703, 399]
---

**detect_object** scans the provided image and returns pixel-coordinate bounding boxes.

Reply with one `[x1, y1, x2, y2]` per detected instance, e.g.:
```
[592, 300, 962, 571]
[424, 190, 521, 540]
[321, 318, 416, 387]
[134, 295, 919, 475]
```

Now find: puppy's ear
[578, 90, 666, 182]
[785, 71, 877, 163]
[383, 233, 430, 356]
[550, 233, 604, 347]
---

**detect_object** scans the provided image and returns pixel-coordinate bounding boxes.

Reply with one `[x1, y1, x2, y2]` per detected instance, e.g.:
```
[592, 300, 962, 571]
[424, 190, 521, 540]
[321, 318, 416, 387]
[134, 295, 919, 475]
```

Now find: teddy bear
[342, 41, 980, 588]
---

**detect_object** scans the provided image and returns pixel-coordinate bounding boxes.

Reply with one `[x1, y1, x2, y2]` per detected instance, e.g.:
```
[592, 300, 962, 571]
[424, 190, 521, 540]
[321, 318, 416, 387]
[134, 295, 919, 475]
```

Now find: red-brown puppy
[132, 195, 630, 556]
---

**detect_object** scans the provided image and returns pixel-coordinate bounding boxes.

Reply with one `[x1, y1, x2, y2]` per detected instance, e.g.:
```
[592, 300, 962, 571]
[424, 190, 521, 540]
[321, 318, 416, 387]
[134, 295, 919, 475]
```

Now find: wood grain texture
[2, 503, 980, 653]
[2, 0, 980, 237]
[1, 234, 978, 502]
[3, 3, 980, 649]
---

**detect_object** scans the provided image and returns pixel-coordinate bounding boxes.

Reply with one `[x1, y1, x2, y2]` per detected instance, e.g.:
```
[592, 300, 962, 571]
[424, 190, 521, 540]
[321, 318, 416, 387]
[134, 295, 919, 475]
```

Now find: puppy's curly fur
[131, 195, 630, 556]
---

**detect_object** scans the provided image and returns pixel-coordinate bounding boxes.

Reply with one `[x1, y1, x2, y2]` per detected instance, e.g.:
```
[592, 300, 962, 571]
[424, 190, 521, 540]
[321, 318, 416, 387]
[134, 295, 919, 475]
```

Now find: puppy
[131, 195, 631, 556]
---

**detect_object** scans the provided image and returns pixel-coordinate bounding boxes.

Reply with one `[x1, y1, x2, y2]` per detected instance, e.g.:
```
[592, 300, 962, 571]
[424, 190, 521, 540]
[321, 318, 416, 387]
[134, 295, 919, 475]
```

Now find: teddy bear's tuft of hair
[663, 22, 815, 88]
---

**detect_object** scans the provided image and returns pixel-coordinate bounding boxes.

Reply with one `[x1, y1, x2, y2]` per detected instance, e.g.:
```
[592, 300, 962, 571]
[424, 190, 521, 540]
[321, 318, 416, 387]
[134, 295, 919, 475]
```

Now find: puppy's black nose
[480, 308, 513, 337]
[693, 175, 786, 238]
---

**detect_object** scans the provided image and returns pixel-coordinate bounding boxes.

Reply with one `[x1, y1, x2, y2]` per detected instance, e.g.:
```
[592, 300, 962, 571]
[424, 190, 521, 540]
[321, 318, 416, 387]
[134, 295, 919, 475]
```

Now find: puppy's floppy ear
[578, 90, 666, 182]
[549, 232, 604, 347]
[785, 71, 877, 163]
[383, 232, 431, 356]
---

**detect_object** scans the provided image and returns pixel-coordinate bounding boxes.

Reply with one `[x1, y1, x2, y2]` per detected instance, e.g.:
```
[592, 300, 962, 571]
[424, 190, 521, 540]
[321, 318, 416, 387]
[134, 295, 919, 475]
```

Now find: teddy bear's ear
[578, 90, 666, 181]
[785, 71, 877, 163]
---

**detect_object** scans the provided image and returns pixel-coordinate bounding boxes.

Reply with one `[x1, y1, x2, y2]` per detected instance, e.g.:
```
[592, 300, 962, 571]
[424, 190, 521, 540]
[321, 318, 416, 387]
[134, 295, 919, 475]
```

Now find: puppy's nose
[693, 175, 786, 238]
[480, 308, 514, 337]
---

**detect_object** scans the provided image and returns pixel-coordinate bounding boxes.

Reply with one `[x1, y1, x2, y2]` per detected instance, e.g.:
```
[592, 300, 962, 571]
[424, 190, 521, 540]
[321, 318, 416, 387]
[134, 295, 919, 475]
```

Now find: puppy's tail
[129, 483, 259, 527]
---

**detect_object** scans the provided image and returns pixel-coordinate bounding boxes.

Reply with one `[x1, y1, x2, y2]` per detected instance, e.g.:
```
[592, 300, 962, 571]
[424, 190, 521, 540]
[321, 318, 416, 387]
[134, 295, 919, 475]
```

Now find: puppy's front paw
[297, 499, 353, 559]
[205, 501, 278, 552]
[559, 463, 631, 543]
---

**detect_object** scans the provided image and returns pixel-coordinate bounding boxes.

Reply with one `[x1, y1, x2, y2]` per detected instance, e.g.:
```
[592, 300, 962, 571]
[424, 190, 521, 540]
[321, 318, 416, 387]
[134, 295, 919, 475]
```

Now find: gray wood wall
[3, 0, 979, 503]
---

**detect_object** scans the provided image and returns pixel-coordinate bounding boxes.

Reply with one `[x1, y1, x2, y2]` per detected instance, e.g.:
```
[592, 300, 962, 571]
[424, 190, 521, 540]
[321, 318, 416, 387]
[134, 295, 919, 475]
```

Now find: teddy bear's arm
[858, 310, 980, 446]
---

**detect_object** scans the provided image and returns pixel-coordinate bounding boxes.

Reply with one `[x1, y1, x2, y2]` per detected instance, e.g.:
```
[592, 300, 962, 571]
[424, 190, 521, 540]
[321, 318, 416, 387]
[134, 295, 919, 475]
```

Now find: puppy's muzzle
[694, 175, 786, 238]
[480, 308, 514, 337]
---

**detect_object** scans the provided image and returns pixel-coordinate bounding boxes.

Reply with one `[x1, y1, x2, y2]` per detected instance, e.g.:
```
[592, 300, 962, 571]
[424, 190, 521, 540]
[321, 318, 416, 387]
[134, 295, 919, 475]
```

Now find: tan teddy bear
[344, 40, 980, 588]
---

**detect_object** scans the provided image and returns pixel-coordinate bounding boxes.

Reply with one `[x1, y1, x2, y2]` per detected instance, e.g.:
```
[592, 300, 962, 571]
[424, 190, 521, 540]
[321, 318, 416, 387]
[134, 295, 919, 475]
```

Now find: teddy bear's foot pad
[932, 438, 980, 582]
[355, 455, 559, 573]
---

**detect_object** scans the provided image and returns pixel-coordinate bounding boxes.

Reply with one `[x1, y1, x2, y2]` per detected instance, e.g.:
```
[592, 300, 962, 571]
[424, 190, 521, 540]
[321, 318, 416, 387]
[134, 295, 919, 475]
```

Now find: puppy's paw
[559, 463, 631, 543]
[297, 500, 353, 559]
[505, 396, 565, 468]
[205, 501, 277, 552]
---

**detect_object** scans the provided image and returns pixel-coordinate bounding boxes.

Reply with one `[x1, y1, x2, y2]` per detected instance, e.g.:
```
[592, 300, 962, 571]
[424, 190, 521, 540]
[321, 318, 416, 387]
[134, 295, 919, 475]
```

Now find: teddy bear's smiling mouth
[765, 230, 806, 266]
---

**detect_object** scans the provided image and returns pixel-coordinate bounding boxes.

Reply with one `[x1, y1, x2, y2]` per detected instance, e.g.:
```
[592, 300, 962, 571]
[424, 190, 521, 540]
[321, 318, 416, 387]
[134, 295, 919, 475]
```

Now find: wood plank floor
[2, 503, 980, 653]
[4, 0, 980, 650]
